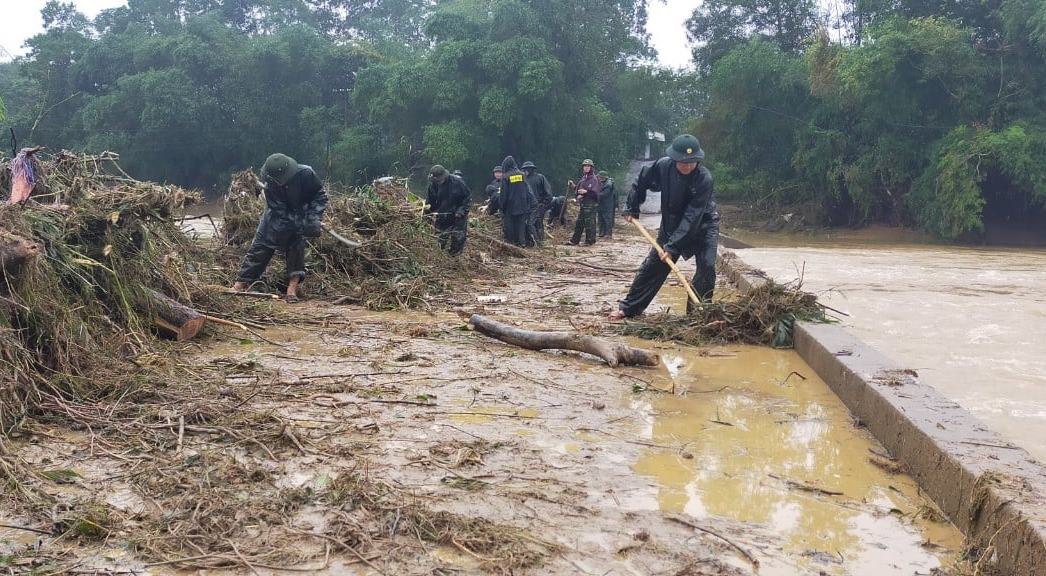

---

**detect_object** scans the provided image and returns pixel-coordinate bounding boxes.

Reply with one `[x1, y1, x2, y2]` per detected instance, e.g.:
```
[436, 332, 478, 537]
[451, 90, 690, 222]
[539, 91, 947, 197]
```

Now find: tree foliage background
[3, 0, 1044, 239]
[0, 0, 697, 192]
[689, 0, 1046, 239]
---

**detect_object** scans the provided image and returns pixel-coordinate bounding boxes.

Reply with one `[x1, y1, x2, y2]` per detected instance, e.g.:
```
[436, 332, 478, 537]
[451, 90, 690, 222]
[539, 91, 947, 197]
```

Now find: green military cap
[261, 153, 301, 186]
[666, 134, 705, 162]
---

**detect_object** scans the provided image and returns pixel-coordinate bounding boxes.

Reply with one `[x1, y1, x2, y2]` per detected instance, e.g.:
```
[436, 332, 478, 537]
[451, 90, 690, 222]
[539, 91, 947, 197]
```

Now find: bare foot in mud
[608, 309, 626, 321]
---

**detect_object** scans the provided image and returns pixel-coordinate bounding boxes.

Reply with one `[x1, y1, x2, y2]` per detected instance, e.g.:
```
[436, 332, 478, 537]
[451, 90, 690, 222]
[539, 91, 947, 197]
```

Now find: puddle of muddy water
[624, 343, 962, 575]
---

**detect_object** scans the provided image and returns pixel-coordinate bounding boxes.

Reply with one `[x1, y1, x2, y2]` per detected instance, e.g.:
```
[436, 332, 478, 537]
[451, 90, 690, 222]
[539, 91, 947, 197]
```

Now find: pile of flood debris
[0, 151, 511, 430]
[222, 171, 519, 309]
[0, 150, 553, 573]
[0, 150, 219, 432]
[618, 279, 826, 347]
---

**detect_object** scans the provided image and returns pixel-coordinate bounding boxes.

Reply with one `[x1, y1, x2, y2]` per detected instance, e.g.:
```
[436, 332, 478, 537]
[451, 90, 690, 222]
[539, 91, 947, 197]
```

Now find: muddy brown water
[727, 227, 1046, 463]
[625, 337, 961, 575]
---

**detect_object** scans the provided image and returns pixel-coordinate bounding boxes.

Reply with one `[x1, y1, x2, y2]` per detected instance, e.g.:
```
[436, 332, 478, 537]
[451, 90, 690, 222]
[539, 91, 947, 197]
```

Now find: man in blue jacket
[609, 135, 719, 320]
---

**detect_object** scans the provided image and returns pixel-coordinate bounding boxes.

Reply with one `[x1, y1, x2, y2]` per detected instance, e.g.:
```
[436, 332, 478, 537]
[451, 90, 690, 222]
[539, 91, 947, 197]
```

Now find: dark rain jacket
[485, 179, 502, 205]
[495, 157, 534, 216]
[261, 165, 327, 241]
[625, 157, 716, 259]
[426, 174, 472, 227]
[575, 172, 600, 204]
[598, 179, 617, 211]
[524, 171, 554, 206]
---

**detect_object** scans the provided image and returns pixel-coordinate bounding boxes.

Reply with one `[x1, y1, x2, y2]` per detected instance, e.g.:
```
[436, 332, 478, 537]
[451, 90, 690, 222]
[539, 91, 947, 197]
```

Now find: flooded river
[728, 228, 1046, 462]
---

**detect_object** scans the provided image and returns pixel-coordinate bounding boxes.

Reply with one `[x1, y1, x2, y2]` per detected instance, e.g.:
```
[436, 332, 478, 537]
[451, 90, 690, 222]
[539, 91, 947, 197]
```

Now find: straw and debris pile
[223, 173, 498, 309]
[0, 150, 228, 431]
[618, 280, 826, 347]
[0, 155, 553, 573]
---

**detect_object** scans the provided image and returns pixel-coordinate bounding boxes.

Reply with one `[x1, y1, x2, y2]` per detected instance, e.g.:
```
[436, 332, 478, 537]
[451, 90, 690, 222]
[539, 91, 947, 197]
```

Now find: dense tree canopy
[0, 0, 695, 191]
[691, 0, 1046, 239]
[4, 0, 1043, 240]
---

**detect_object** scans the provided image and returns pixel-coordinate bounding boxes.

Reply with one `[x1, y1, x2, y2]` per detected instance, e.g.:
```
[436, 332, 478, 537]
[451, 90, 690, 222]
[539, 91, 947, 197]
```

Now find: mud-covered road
[1, 223, 964, 575]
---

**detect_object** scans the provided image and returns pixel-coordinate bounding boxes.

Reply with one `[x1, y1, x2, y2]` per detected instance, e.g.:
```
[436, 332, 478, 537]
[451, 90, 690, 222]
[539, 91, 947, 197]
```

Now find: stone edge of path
[717, 249, 1046, 576]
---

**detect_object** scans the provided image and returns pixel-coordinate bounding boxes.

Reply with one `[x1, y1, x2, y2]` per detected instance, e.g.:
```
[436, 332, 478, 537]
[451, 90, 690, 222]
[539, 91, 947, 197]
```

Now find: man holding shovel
[608, 134, 720, 320]
[232, 153, 328, 303]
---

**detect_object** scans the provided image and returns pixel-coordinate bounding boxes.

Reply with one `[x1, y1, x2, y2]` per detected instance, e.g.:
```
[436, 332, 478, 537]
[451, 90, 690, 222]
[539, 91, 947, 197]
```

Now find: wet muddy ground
[1, 223, 964, 574]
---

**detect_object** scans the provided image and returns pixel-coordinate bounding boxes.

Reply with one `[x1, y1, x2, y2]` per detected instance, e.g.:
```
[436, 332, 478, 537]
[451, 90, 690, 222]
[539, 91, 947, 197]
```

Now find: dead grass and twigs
[0, 153, 552, 573]
[223, 173, 512, 310]
[617, 280, 826, 348]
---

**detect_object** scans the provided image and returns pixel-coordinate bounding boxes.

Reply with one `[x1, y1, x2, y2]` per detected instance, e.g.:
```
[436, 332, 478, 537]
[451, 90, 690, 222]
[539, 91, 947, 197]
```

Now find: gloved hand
[303, 219, 322, 238]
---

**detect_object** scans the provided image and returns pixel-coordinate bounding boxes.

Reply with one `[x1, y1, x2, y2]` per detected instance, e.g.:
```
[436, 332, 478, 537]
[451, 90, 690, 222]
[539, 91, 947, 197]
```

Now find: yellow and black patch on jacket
[509, 174, 524, 184]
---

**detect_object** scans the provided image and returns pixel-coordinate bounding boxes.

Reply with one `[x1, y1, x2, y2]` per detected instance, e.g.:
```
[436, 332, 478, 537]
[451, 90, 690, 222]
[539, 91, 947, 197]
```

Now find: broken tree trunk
[472, 230, 529, 258]
[0, 230, 41, 280]
[144, 288, 206, 341]
[469, 314, 660, 368]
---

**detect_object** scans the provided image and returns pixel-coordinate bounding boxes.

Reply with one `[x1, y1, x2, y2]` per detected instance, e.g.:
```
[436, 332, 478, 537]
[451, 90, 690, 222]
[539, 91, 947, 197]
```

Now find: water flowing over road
[730, 229, 1046, 462]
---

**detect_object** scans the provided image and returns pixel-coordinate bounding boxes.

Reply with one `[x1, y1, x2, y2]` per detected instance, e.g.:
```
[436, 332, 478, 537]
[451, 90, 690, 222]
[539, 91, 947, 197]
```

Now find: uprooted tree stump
[144, 288, 206, 341]
[469, 314, 660, 368]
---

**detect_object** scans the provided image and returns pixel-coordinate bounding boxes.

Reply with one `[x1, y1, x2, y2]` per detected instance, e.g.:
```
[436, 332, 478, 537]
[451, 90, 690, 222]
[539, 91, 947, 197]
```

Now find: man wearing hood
[570, 158, 600, 246]
[488, 156, 533, 247]
[232, 153, 328, 303]
[609, 135, 719, 320]
[522, 161, 553, 247]
[597, 170, 617, 238]
[425, 165, 472, 256]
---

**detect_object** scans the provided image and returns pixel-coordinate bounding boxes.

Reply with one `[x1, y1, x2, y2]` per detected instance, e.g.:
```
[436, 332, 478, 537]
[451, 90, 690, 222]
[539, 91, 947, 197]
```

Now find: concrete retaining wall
[718, 250, 1046, 576]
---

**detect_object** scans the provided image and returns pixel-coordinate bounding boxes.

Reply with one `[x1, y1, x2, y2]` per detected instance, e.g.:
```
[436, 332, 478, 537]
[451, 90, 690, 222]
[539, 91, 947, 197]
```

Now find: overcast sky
[0, 0, 699, 68]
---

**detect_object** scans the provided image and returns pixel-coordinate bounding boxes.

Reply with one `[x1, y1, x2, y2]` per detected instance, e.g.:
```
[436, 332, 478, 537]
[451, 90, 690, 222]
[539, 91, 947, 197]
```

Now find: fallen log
[144, 288, 206, 341]
[472, 230, 528, 258]
[469, 314, 659, 368]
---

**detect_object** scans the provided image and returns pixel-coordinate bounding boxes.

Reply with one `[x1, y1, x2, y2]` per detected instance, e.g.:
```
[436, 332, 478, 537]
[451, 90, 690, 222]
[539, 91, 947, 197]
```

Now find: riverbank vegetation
[693, 0, 1046, 240]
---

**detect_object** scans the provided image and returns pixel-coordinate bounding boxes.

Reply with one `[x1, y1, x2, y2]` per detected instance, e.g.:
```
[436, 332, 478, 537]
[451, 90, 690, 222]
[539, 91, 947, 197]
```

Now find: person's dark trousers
[437, 218, 468, 256]
[236, 224, 306, 285]
[598, 203, 616, 237]
[617, 219, 718, 317]
[524, 210, 538, 247]
[531, 203, 550, 246]
[504, 214, 528, 247]
[570, 203, 598, 245]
